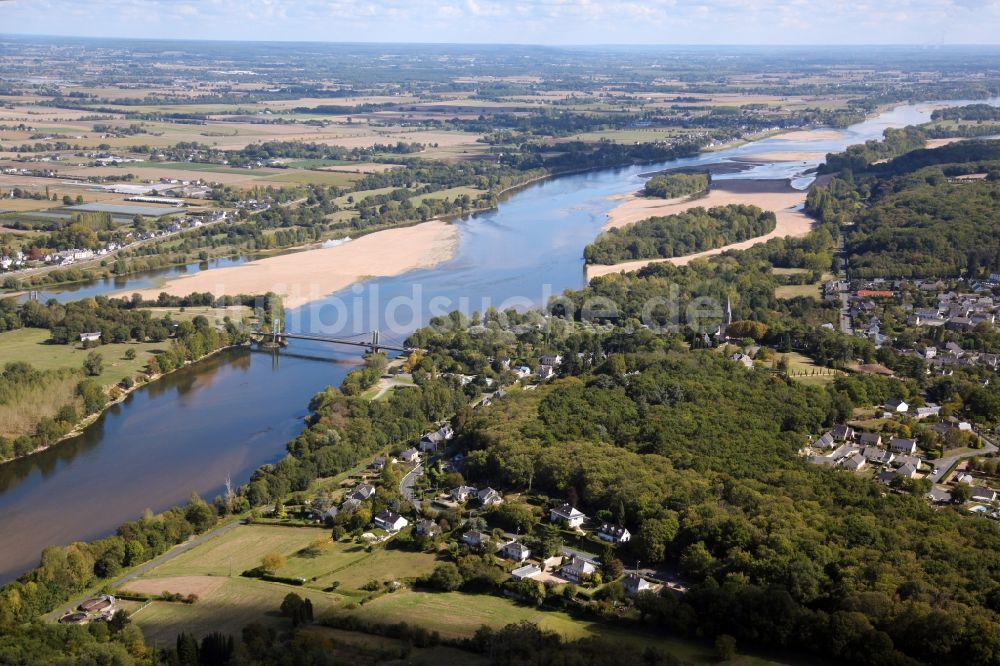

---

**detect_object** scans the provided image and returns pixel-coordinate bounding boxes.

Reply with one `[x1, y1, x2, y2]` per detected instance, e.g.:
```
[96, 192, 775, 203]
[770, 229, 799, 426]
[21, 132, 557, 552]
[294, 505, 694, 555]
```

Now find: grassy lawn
[143, 305, 250, 328]
[148, 525, 328, 577]
[338, 590, 719, 662]
[325, 210, 359, 225]
[280, 540, 372, 583]
[0, 328, 166, 386]
[131, 577, 339, 644]
[360, 373, 415, 401]
[774, 283, 821, 299]
[311, 547, 438, 591]
[332, 186, 400, 207]
[262, 170, 363, 187]
[409, 186, 484, 206]
[776, 352, 845, 386]
[283, 158, 354, 169]
[771, 267, 811, 276]
[774, 271, 832, 300]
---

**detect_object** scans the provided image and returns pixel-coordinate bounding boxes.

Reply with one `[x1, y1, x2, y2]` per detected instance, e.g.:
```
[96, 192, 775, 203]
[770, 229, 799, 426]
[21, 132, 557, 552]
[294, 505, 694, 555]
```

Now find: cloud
[0, 0, 998, 43]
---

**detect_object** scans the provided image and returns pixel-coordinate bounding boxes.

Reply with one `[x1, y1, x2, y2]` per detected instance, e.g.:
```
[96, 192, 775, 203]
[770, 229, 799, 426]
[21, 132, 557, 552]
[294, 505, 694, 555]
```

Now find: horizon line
[2, 32, 1000, 49]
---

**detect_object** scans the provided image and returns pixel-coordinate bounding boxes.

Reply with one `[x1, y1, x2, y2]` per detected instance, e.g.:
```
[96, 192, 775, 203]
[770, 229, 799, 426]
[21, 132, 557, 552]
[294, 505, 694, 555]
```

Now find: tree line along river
[0, 99, 993, 583]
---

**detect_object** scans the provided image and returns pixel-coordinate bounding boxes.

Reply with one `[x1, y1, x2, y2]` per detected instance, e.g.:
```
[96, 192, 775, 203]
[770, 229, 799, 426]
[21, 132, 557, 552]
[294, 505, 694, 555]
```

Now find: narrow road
[836, 230, 853, 335]
[927, 432, 999, 483]
[50, 518, 244, 621]
[400, 463, 423, 511]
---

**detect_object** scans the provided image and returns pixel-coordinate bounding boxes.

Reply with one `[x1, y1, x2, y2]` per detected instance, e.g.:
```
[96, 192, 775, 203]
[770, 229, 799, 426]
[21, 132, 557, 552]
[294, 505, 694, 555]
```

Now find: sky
[1, 0, 999, 45]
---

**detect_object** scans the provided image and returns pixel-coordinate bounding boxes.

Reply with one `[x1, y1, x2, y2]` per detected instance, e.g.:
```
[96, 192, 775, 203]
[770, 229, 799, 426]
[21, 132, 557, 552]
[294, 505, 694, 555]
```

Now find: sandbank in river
[122, 221, 459, 309]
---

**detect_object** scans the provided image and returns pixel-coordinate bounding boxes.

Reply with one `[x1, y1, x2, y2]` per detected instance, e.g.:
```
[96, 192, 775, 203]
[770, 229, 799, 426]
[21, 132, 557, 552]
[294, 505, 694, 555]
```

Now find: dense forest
[931, 104, 1000, 121]
[819, 126, 927, 173]
[642, 172, 710, 199]
[583, 204, 776, 264]
[445, 356, 1000, 666]
[808, 139, 1000, 278]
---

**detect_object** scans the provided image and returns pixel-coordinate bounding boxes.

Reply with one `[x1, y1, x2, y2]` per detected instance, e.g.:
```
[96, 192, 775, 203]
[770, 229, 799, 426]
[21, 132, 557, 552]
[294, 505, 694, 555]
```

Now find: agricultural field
[773, 269, 833, 300]
[338, 590, 721, 663]
[261, 170, 363, 187]
[119, 522, 731, 662]
[142, 305, 250, 328]
[0, 328, 166, 386]
[145, 525, 326, 577]
[128, 577, 340, 644]
[303, 546, 438, 592]
[0, 327, 170, 437]
[409, 186, 484, 206]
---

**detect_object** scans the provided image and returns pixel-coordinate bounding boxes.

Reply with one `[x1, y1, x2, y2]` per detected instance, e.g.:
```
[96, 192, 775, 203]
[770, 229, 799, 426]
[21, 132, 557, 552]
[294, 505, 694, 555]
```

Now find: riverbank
[586, 179, 817, 280]
[120, 220, 461, 309]
[0, 338, 246, 468]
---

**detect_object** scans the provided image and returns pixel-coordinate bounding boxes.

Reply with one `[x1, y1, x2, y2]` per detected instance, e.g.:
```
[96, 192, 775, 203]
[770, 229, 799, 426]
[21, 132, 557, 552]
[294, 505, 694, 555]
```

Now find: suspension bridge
[250, 327, 417, 354]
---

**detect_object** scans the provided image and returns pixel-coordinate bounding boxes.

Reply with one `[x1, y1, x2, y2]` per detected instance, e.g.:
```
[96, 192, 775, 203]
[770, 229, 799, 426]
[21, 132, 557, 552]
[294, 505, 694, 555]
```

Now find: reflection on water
[1, 99, 996, 583]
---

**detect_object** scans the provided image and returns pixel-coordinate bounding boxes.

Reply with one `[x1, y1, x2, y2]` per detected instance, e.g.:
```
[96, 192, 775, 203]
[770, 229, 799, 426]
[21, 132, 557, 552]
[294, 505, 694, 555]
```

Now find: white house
[885, 398, 909, 413]
[79, 332, 102, 343]
[857, 432, 882, 447]
[461, 530, 490, 548]
[889, 438, 917, 455]
[623, 573, 653, 596]
[729, 352, 754, 369]
[536, 365, 555, 380]
[550, 503, 587, 528]
[841, 454, 867, 472]
[415, 519, 440, 537]
[501, 541, 531, 562]
[451, 485, 478, 503]
[831, 424, 854, 441]
[915, 405, 941, 419]
[477, 487, 503, 507]
[596, 523, 631, 544]
[814, 432, 836, 449]
[349, 483, 376, 501]
[560, 555, 597, 583]
[399, 447, 420, 463]
[373, 510, 408, 532]
[971, 488, 998, 503]
[419, 424, 454, 452]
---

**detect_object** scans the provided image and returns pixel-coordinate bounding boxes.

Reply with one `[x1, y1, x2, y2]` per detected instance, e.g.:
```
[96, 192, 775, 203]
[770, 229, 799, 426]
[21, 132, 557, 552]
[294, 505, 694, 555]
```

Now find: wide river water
[1, 99, 995, 582]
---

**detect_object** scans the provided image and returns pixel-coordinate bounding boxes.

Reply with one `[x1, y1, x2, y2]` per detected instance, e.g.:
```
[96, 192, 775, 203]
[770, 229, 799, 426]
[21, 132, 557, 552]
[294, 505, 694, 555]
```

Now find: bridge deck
[251, 330, 413, 353]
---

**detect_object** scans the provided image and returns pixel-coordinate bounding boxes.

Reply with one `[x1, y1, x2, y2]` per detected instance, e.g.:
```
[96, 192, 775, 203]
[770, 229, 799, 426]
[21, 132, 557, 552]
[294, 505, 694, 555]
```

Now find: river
[1, 98, 995, 583]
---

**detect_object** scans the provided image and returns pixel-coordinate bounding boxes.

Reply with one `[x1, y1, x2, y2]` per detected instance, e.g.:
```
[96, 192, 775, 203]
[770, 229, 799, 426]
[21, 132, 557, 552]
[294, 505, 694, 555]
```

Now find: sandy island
[771, 129, 843, 142]
[735, 150, 828, 163]
[121, 221, 459, 309]
[587, 180, 816, 280]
